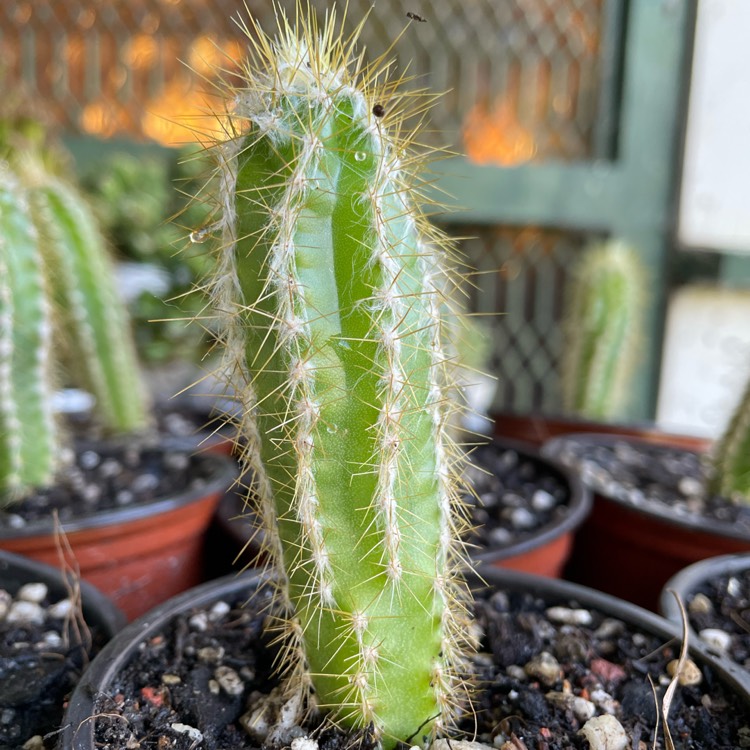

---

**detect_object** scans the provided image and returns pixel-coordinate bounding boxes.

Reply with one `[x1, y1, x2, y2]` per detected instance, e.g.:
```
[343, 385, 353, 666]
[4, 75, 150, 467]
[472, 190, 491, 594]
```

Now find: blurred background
[2, 0, 748, 438]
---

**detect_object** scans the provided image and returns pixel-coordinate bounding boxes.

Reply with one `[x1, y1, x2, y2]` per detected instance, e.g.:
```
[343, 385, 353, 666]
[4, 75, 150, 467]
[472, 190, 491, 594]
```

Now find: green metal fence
[0, 0, 695, 419]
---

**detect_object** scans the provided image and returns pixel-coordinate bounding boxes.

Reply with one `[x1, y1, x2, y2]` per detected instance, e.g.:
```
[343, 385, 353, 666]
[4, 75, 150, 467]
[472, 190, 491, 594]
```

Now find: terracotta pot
[208, 439, 592, 580]
[541, 432, 741, 613]
[491, 410, 709, 450]
[59, 566, 750, 750]
[0, 450, 236, 621]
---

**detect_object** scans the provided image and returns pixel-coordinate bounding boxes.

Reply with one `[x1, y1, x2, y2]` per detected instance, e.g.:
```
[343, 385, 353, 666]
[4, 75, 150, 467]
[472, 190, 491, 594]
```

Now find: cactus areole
[208, 8, 472, 748]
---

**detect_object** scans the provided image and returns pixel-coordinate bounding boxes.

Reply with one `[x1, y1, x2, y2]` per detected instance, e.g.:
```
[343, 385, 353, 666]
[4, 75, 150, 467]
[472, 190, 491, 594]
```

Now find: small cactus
[561, 239, 644, 420]
[710, 376, 750, 501]
[0, 163, 148, 502]
[201, 8, 473, 748]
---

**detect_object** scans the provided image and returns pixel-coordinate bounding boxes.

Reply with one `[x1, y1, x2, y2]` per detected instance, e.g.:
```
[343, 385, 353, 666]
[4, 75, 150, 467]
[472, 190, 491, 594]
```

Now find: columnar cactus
[710, 376, 750, 501]
[205, 9, 472, 748]
[0, 165, 148, 502]
[561, 239, 644, 420]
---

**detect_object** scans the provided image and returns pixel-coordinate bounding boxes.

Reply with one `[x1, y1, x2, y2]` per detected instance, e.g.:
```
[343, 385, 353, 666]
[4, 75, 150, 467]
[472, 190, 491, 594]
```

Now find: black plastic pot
[0, 549, 125, 747]
[0, 548, 125, 636]
[60, 565, 750, 749]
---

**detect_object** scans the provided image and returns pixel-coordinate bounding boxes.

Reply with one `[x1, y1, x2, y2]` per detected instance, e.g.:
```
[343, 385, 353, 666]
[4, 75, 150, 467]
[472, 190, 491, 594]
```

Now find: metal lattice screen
[2, 0, 609, 412]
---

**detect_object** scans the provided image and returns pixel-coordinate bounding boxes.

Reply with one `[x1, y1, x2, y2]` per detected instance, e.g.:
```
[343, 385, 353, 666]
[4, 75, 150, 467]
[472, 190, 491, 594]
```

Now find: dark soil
[548, 437, 750, 532]
[0, 437, 220, 532]
[466, 443, 573, 551]
[87, 580, 750, 750]
[0, 582, 107, 749]
[686, 569, 750, 670]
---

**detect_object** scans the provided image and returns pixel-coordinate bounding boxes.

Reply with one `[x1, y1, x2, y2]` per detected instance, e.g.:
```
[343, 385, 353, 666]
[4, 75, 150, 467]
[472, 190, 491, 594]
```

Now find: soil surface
[547, 437, 750, 533]
[0, 580, 107, 748]
[466, 442, 573, 551]
[86, 581, 750, 750]
[0, 437, 220, 532]
[685, 568, 750, 671]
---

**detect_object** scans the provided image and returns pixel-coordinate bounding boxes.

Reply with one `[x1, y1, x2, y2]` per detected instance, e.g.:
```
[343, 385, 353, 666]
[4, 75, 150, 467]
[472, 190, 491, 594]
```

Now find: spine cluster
[209, 11, 472, 747]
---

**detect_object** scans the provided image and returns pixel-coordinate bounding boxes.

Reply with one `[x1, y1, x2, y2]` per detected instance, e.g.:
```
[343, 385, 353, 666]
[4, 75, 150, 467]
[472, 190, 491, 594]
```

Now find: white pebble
[509, 507, 536, 530]
[678, 477, 703, 497]
[6, 514, 26, 529]
[162, 674, 181, 686]
[578, 714, 629, 750]
[688, 593, 713, 616]
[215, 665, 244, 696]
[41, 631, 63, 649]
[171, 724, 203, 742]
[546, 606, 593, 626]
[7, 601, 45, 625]
[291, 738, 319, 750]
[48, 598, 74, 619]
[545, 691, 596, 722]
[699, 628, 732, 653]
[590, 688, 619, 715]
[667, 658, 702, 686]
[17, 583, 48, 604]
[197, 646, 225, 663]
[189, 612, 209, 631]
[524, 651, 561, 686]
[488, 527, 512, 546]
[209, 600, 231, 620]
[727, 577, 741, 597]
[532, 489, 556, 511]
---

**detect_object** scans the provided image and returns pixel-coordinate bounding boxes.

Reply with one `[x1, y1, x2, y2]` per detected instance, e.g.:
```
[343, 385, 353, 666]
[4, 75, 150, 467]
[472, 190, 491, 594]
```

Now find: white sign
[678, 0, 750, 253]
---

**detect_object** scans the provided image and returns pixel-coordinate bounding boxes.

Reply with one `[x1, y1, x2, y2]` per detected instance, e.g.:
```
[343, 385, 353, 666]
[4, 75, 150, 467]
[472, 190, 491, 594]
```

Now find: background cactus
[710, 376, 750, 501]
[203, 8, 473, 747]
[0, 160, 148, 503]
[560, 239, 644, 420]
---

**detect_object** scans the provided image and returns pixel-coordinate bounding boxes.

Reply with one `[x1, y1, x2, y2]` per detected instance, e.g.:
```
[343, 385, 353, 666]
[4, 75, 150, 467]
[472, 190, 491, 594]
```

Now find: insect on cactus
[0, 160, 148, 503]
[561, 239, 644, 421]
[200, 5, 475, 747]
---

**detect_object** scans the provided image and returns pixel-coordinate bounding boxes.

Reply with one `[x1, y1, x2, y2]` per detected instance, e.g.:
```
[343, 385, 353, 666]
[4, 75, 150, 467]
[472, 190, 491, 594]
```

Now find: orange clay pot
[541, 432, 735, 612]
[0, 452, 236, 621]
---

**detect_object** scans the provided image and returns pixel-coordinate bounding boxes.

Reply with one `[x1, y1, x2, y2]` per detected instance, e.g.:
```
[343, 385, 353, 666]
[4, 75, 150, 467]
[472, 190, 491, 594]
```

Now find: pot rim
[61, 566, 750, 750]
[540, 432, 750, 543]
[0, 548, 125, 636]
[660, 551, 750, 627]
[0, 446, 237, 540]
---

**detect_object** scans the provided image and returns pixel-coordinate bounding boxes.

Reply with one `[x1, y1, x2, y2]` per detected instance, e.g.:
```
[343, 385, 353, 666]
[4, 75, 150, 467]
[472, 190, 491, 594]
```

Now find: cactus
[710, 376, 750, 501]
[202, 8, 473, 748]
[0, 163, 149, 502]
[561, 239, 644, 420]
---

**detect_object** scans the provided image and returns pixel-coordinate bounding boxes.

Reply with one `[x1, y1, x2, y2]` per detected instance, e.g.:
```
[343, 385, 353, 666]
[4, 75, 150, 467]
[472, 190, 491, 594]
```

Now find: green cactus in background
[561, 239, 644, 420]
[201, 8, 473, 747]
[0, 163, 148, 502]
[710, 376, 750, 501]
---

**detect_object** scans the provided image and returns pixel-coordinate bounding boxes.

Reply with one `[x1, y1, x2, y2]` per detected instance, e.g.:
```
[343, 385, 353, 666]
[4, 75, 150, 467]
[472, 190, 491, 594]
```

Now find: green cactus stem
[29, 177, 148, 433]
[0, 170, 58, 498]
[205, 9, 472, 748]
[710, 377, 750, 501]
[561, 239, 644, 420]
[0, 161, 149, 502]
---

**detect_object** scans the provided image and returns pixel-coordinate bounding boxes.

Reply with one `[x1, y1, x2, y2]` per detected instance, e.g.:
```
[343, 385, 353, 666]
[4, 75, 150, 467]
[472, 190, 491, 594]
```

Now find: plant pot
[660, 552, 750, 671]
[491, 409, 709, 450]
[542, 432, 738, 613]
[0, 447, 236, 621]
[207, 439, 592, 580]
[0, 548, 125, 747]
[59, 566, 750, 750]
